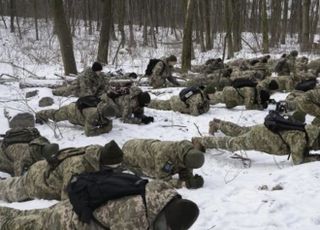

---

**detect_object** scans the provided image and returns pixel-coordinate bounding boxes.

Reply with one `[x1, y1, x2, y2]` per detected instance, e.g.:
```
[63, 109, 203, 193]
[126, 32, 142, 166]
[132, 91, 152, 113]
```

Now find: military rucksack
[231, 78, 258, 88]
[264, 110, 308, 159]
[76, 95, 101, 113]
[295, 79, 317, 92]
[179, 86, 203, 106]
[0, 127, 41, 150]
[145, 59, 165, 76]
[67, 169, 148, 224]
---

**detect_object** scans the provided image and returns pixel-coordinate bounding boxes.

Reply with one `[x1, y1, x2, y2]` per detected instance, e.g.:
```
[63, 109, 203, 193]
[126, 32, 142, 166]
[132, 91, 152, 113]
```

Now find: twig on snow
[194, 123, 203, 137]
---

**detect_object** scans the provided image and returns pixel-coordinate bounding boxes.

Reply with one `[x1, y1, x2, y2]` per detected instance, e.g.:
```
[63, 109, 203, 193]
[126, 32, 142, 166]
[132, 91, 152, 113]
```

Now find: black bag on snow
[67, 169, 149, 223]
[0, 127, 40, 150]
[231, 78, 258, 88]
[145, 59, 165, 76]
[264, 110, 306, 133]
[75, 95, 101, 113]
[295, 79, 317, 92]
[179, 86, 202, 104]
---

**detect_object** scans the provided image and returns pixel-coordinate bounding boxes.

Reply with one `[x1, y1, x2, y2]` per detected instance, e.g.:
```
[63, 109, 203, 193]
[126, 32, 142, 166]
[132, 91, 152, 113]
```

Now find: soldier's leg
[295, 95, 320, 118]
[0, 206, 44, 230]
[52, 86, 72, 97]
[148, 99, 172, 111]
[209, 119, 251, 136]
[0, 175, 29, 202]
[208, 91, 224, 105]
[193, 130, 254, 151]
[36, 105, 70, 123]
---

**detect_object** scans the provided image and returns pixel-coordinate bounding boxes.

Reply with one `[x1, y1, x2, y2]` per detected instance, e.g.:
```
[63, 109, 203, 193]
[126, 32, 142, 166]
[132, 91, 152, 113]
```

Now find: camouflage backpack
[0, 127, 40, 150]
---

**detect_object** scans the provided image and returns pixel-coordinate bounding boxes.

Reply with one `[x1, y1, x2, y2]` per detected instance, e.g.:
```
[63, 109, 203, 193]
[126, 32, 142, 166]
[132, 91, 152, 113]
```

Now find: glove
[185, 174, 204, 189]
[141, 116, 154, 124]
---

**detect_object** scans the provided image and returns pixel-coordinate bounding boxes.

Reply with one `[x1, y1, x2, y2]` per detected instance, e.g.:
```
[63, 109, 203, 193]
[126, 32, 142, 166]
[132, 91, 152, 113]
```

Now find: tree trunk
[181, 0, 194, 72]
[97, 0, 112, 64]
[225, 0, 234, 58]
[33, 0, 39, 40]
[262, 0, 269, 53]
[118, 0, 126, 47]
[10, 0, 15, 33]
[232, 0, 241, 52]
[128, 0, 136, 47]
[197, 0, 205, 52]
[51, 0, 77, 75]
[310, 0, 319, 45]
[281, 0, 288, 44]
[301, 0, 311, 51]
[204, 0, 213, 50]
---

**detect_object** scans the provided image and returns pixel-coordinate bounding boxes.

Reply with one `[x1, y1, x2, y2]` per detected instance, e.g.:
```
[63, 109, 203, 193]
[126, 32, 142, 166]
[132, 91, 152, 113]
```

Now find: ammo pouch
[45, 148, 86, 170]
[295, 79, 317, 92]
[0, 127, 41, 150]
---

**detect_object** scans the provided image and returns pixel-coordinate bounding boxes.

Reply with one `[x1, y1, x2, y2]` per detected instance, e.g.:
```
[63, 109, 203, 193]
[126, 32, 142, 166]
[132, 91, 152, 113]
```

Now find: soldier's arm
[84, 120, 112, 137]
[166, 75, 180, 86]
[79, 77, 96, 96]
[152, 61, 165, 78]
[121, 98, 142, 124]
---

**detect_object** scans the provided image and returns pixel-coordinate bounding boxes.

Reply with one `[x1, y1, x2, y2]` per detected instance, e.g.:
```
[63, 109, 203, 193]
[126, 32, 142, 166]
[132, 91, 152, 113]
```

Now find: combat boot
[208, 118, 222, 135]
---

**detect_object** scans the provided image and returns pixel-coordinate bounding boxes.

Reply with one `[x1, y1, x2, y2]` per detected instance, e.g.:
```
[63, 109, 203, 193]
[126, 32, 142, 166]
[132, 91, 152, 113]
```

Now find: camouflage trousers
[196, 121, 320, 164]
[0, 161, 59, 202]
[0, 181, 178, 230]
[148, 100, 172, 111]
[52, 84, 79, 97]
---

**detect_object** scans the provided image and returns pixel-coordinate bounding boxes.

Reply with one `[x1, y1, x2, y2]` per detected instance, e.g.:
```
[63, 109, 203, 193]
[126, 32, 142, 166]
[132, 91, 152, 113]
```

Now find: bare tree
[51, 0, 77, 75]
[301, 0, 311, 51]
[262, 0, 269, 53]
[181, 0, 194, 72]
[97, 0, 112, 64]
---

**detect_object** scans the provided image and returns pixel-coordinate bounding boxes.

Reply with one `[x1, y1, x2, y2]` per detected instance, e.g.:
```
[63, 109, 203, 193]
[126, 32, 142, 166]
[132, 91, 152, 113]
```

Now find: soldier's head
[92, 62, 103, 73]
[154, 198, 199, 230]
[128, 72, 138, 79]
[137, 92, 151, 107]
[166, 55, 177, 67]
[100, 140, 124, 169]
[289, 50, 298, 57]
[184, 149, 205, 169]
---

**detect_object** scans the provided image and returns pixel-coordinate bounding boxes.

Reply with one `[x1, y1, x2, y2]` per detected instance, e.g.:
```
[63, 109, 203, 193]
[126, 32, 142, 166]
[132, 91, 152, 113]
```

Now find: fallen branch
[241, 36, 257, 53]
[0, 73, 19, 80]
[0, 61, 44, 79]
[194, 123, 203, 137]
[19, 82, 63, 89]
[161, 125, 187, 128]
[230, 153, 252, 168]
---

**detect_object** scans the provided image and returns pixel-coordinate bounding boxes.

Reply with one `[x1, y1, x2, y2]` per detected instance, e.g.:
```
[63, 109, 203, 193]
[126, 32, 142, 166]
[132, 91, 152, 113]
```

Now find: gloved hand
[141, 116, 154, 124]
[185, 174, 204, 189]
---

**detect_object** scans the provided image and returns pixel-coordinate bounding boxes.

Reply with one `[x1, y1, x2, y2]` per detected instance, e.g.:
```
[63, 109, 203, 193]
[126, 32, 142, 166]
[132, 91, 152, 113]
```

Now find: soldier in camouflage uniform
[287, 88, 320, 125]
[122, 139, 205, 189]
[100, 86, 154, 125]
[274, 51, 298, 76]
[53, 62, 108, 97]
[0, 140, 124, 202]
[191, 58, 226, 74]
[149, 55, 180, 89]
[0, 129, 58, 176]
[192, 118, 320, 165]
[0, 180, 199, 230]
[35, 98, 115, 137]
[208, 85, 275, 110]
[148, 86, 210, 116]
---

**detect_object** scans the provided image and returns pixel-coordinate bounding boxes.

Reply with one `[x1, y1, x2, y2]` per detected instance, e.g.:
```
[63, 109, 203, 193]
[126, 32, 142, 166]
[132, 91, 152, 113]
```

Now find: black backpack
[0, 127, 40, 150]
[145, 59, 165, 76]
[179, 87, 202, 104]
[264, 110, 308, 159]
[76, 95, 101, 113]
[231, 78, 258, 88]
[67, 169, 149, 224]
[264, 110, 306, 133]
[295, 79, 317, 92]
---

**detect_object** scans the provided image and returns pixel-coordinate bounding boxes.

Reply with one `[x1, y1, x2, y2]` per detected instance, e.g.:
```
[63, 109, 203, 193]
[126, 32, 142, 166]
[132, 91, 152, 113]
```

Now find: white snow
[0, 18, 320, 229]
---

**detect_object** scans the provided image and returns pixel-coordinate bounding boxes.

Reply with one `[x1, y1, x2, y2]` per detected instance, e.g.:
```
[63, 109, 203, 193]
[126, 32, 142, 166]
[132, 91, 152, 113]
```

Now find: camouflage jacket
[122, 139, 196, 188]
[77, 68, 108, 97]
[0, 137, 49, 176]
[20, 145, 103, 200]
[0, 181, 178, 230]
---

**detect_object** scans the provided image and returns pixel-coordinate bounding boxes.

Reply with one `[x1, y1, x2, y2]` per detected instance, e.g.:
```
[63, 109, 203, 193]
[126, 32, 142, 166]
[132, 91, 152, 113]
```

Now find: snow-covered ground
[0, 19, 320, 229]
